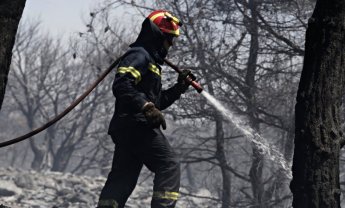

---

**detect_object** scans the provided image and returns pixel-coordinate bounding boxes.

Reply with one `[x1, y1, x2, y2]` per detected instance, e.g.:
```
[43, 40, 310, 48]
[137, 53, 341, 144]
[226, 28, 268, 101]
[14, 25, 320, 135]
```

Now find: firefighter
[97, 10, 195, 208]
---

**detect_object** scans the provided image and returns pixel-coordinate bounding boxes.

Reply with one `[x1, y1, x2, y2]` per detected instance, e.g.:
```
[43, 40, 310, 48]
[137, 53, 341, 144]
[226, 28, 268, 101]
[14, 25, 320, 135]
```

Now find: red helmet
[147, 10, 182, 37]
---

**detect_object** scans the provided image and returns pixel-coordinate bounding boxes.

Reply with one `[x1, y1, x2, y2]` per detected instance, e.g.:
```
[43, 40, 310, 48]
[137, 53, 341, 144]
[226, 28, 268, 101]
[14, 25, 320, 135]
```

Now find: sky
[22, 0, 104, 39]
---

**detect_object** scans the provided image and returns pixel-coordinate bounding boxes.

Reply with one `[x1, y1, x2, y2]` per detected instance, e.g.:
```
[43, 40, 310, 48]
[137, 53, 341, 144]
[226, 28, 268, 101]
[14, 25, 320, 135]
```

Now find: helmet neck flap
[129, 18, 167, 65]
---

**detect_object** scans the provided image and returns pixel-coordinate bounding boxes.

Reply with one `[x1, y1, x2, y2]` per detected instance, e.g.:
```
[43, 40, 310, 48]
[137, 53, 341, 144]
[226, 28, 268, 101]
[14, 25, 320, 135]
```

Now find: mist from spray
[201, 91, 292, 179]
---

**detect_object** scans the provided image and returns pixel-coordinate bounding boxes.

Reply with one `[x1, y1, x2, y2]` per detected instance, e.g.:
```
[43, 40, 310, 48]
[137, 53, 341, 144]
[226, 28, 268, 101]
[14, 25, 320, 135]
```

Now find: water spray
[201, 91, 292, 179]
[164, 60, 292, 179]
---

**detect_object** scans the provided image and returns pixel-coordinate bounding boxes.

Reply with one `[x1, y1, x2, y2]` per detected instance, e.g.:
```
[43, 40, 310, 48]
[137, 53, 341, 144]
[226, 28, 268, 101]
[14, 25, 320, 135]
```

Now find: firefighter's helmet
[147, 10, 182, 37]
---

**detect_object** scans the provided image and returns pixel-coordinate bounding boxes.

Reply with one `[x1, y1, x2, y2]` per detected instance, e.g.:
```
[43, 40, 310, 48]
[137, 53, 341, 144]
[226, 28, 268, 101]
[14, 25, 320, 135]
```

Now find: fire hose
[0, 57, 202, 148]
[163, 59, 203, 93]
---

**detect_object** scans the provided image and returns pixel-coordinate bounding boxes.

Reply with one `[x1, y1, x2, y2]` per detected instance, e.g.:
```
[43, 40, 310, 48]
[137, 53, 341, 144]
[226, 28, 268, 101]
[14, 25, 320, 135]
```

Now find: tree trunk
[0, 0, 26, 110]
[30, 139, 45, 171]
[51, 146, 74, 172]
[27, 115, 45, 171]
[244, 0, 264, 207]
[196, 31, 232, 206]
[215, 114, 232, 208]
[186, 163, 196, 191]
[206, 76, 232, 207]
[290, 0, 345, 207]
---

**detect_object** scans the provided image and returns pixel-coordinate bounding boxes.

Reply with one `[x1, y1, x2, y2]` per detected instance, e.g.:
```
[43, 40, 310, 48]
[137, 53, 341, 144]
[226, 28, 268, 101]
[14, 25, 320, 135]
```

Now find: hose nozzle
[189, 79, 203, 93]
[164, 59, 203, 93]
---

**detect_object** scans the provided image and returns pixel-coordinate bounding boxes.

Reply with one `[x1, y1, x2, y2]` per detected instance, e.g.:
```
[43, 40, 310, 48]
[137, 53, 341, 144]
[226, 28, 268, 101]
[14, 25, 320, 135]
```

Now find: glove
[176, 69, 196, 94]
[142, 102, 167, 130]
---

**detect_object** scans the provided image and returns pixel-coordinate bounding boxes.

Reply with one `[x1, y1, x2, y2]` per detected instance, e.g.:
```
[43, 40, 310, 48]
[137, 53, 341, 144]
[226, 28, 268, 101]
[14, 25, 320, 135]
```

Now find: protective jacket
[108, 18, 182, 135]
[100, 12, 182, 208]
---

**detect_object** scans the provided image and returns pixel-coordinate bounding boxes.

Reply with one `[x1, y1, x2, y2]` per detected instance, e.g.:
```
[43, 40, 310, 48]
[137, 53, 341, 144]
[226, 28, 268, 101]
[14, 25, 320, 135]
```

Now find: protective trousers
[97, 125, 180, 208]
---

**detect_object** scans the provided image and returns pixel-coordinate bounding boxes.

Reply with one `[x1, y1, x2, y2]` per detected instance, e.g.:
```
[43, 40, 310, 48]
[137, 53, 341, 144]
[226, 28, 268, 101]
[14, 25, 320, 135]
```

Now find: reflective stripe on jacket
[108, 47, 181, 134]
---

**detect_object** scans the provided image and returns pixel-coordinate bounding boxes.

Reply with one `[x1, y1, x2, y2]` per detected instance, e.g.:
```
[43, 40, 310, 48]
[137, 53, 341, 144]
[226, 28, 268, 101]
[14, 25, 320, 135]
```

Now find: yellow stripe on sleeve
[148, 63, 161, 77]
[117, 66, 142, 84]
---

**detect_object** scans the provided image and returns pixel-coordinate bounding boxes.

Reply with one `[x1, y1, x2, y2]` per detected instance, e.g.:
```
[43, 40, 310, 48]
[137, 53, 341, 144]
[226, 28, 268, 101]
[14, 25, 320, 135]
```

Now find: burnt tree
[290, 0, 345, 207]
[0, 0, 26, 110]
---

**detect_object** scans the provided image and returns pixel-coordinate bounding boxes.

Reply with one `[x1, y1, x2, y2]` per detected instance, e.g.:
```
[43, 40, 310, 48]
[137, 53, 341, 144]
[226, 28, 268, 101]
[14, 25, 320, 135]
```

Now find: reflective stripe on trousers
[98, 127, 180, 208]
[97, 199, 118, 208]
[153, 191, 179, 201]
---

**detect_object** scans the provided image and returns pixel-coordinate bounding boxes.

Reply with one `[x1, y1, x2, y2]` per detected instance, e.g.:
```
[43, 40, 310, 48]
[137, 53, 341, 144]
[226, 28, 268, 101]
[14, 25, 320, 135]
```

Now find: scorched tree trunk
[290, 0, 345, 207]
[0, 0, 26, 110]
